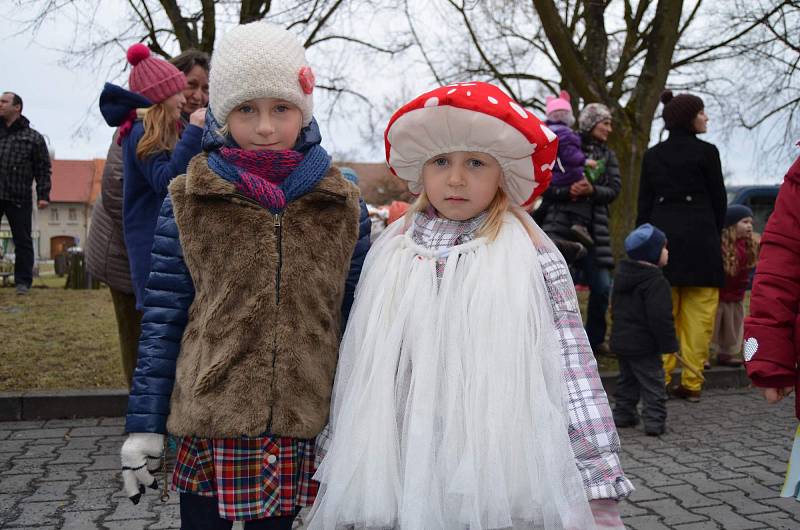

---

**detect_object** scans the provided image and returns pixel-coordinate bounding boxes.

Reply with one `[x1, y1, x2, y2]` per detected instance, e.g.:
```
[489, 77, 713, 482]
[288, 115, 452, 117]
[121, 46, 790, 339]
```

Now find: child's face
[227, 98, 303, 151]
[422, 151, 502, 221]
[735, 217, 753, 238]
[163, 91, 187, 122]
[658, 245, 669, 267]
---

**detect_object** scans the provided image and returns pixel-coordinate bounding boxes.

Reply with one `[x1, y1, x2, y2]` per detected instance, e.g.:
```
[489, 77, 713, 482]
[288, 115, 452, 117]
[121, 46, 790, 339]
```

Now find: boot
[570, 224, 594, 247]
[552, 239, 587, 264]
[717, 353, 744, 367]
[670, 384, 701, 403]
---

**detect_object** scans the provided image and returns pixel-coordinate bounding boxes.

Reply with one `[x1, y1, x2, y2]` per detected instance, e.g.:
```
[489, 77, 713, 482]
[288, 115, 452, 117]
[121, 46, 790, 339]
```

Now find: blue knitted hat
[725, 204, 753, 228]
[625, 223, 667, 264]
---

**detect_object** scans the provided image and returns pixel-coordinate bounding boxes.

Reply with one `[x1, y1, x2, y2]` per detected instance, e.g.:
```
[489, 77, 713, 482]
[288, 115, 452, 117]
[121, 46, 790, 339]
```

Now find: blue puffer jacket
[125, 194, 371, 434]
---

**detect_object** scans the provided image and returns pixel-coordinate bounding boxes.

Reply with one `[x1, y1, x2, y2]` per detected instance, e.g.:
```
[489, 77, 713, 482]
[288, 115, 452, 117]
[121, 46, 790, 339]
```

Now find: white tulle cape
[307, 212, 595, 530]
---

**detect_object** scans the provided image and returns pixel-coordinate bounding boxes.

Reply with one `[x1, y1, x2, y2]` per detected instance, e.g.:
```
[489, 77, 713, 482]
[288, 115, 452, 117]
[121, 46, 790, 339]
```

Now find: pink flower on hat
[298, 66, 315, 95]
[384, 82, 558, 206]
[126, 43, 187, 104]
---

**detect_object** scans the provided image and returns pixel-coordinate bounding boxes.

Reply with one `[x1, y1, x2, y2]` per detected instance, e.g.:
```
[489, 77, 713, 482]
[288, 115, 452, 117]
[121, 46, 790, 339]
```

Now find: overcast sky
[3, 3, 796, 186]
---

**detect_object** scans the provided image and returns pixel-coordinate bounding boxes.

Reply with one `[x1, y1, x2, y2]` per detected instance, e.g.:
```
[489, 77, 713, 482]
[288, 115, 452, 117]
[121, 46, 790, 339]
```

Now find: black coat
[637, 129, 727, 287]
[610, 259, 678, 356]
[539, 134, 622, 269]
[0, 116, 51, 203]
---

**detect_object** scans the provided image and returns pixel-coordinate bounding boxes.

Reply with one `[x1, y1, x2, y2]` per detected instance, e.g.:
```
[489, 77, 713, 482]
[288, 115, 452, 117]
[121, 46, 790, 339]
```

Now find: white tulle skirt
[307, 212, 595, 530]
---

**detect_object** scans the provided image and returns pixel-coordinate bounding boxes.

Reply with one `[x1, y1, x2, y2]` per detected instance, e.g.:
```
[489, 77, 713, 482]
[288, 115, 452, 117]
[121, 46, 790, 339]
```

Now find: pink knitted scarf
[219, 147, 304, 211]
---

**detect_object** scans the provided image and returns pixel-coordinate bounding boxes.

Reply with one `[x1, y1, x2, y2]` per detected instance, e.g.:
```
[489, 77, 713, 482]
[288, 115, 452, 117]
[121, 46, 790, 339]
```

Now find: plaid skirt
[172, 435, 318, 521]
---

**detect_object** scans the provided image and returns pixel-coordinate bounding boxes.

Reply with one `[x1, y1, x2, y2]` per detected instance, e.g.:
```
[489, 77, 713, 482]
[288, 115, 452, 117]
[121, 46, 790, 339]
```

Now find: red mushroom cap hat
[384, 82, 559, 206]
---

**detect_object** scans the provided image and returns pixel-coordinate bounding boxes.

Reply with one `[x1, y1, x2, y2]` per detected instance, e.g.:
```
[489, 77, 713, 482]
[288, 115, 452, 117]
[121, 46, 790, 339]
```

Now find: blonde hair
[721, 224, 759, 277]
[136, 103, 181, 160]
[408, 187, 523, 242]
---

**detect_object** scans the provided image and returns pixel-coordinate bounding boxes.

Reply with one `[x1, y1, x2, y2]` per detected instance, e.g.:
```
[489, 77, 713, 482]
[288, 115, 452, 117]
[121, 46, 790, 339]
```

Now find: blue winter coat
[99, 82, 203, 308]
[125, 194, 371, 434]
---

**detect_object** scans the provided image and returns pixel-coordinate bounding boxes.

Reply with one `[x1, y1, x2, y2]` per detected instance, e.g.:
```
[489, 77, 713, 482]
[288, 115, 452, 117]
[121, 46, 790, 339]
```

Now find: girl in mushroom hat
[308, 82, 632, 529]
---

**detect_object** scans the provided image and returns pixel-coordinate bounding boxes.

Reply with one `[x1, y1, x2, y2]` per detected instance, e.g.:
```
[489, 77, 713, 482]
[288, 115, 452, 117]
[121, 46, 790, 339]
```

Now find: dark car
[727, 185, 780, 234]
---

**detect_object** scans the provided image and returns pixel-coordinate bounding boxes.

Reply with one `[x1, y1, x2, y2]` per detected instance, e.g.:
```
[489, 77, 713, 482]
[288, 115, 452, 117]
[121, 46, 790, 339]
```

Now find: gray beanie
[209, 22, 315, 126]
[578, 103, 612, 133]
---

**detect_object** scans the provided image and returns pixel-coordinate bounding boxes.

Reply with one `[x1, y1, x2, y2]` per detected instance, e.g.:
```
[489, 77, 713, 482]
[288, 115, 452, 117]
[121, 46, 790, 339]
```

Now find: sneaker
[716, 353, 744, 367]
[15, 284, 30, 295]
[671, 385, 701, 403]
[570, 224, 594, 247]
[552, 239, 587, 264]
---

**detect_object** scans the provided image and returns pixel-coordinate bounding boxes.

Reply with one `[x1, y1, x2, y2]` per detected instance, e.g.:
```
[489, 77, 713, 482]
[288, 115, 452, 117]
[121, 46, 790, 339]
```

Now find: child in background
[713, 205, 759, 367]
[118, 22, 370, 529]
[610, 223, 677, 437]
[309, 82, 631, 529]
[544, 90, 596, 250]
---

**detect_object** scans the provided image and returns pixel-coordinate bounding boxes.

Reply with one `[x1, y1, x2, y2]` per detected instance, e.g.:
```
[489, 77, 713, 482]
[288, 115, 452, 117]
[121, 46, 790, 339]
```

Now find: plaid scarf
[411, 207, 489, 279]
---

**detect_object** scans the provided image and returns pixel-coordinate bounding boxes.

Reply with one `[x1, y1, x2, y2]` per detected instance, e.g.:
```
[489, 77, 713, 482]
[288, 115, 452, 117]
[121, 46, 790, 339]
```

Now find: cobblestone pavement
[1, 388, 799, 529]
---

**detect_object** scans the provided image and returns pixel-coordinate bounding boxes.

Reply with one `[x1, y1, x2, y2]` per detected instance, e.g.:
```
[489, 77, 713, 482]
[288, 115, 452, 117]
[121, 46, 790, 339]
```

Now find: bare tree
[404, 0, 794, 254]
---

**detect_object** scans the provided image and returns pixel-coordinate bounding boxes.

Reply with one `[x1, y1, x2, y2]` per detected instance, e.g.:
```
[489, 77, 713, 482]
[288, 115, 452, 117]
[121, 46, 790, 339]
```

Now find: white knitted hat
[209, 22, 315, 126]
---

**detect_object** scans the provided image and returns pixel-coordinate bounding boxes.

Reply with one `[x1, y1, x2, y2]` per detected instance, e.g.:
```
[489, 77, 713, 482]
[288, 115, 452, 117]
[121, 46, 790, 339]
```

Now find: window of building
[68, 208, 78, 221]
[50, 208, 59, 222]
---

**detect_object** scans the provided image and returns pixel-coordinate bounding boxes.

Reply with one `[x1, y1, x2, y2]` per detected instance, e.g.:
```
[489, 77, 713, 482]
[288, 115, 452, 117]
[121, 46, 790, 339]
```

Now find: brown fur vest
[166, 154, 361, 439]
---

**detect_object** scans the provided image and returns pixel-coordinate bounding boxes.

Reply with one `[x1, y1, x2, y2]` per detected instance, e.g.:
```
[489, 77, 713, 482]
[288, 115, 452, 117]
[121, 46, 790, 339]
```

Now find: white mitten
[120, 433, 165, 504]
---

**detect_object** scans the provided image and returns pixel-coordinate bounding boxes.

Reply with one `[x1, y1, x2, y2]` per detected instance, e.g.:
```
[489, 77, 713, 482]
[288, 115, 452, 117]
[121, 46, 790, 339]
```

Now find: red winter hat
[384, 82, 558, 206]
[126, 43, 187, 104]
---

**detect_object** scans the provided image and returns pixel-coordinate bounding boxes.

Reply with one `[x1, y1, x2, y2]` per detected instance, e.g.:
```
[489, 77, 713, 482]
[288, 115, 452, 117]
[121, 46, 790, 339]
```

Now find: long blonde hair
[721, 224, 759, 277]
[408, 187, 538, 242]
[136, 103, 181, 159]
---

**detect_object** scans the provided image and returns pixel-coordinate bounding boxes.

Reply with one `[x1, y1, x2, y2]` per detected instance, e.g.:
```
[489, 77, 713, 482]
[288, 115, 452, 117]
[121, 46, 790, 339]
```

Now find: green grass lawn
[0, 276, 126, 391]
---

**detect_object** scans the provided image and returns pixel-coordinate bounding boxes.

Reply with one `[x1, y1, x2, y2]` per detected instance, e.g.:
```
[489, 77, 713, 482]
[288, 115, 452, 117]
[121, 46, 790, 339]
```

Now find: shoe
[645, 426, 666, 436]
[613, 416, 639, 428]
[671, 385, 701, 403]
[716, 353, 744, 367]
[593, 343, 613, 357]
[570, 224, 594, 247]
[15, 284, 30, 295]
[553, 239, 587, 264]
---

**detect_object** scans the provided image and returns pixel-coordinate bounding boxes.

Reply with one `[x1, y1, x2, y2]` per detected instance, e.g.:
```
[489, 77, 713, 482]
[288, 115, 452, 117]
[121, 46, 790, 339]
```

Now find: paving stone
[8, 428, 69, 440]
[68, 426, 125, 437]
[0, 440, 28, 452]
[0, 451, 23, 467]
[4, 500, 62, 527]
[84, 454, 122, 471]
[762, 496, 800, 517]
[0, 473, 40, 494]
[0, 430, 11, 440]
[743, 454, 792, 475]
[1, 459, 47, 475]
[64, 487, 116, 512]
[748, 511, 800, 529]
[618, 500, 649, 517]
[25, 480, 71, 502]
[61, 509, 105, 530]
[671, 471, 738, 494]
[627, 466, 686, 488]
[637, 498, 708, 525]
[48, 449, 93, 465]
[44, 418, 100, 428]
[735, 465, 786, 487]
[102, 520, 157, 529]
[692, 505, 764, 529]
[148, 502, 182, 529]
[104, 493, 158, 521]
[0, 492, 22, 519]
[18, 443, 63, 459]
[672, 522, 722, 530]
[100, 417, 126, 426]
[61, 437, 100, 451]
[720, 478, 781, 500]
[74, 469, 121, 490]
[626, 480, 670, 502]
[40, 464, 82, 482]
[623, 515, 673, 530]
[1, 421, 46, 430]
[655, 484, 722, 508]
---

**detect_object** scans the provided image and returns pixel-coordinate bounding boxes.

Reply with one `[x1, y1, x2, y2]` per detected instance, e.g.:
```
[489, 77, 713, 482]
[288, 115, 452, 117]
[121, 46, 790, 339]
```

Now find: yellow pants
[663, 286, 719, 392]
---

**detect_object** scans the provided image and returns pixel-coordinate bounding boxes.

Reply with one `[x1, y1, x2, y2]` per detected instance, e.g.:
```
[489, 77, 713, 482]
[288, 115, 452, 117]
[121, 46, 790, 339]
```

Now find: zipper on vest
[266, 212, 283, 434]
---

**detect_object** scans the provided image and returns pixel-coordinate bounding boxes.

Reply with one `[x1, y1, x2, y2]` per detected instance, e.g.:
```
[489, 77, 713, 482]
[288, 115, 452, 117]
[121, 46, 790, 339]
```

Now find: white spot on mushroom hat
[384, 82, 559, 206]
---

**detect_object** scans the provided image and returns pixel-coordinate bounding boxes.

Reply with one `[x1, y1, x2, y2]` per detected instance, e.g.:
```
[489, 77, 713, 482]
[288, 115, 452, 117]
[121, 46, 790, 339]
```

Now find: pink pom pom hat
[126, 43, 187, 104]
[384, 82, 559, 206]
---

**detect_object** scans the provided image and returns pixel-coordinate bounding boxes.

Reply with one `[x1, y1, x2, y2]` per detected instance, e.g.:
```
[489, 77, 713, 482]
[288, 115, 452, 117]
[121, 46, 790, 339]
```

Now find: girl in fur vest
[99, 44, 206, 310]
[118, 22, 370, 530]
[307, 83, 632, 530]
[712, 205, 759, 367]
